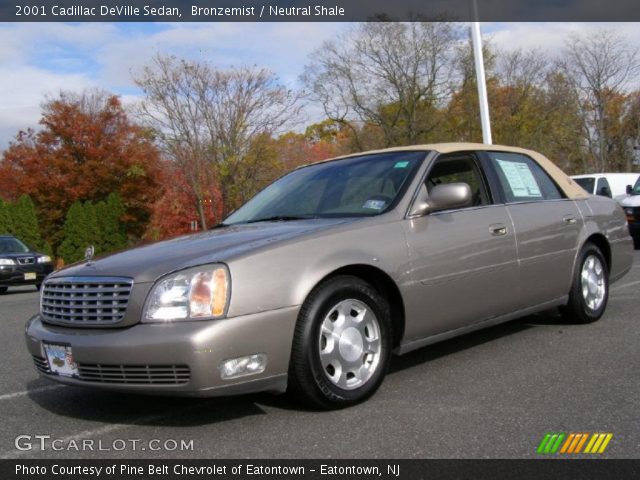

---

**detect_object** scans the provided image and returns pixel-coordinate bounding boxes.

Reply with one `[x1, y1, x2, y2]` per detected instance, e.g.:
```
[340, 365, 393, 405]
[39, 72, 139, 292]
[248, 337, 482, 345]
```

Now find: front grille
[32, 356, 190, 385]
[32, 355, 50, 374]
[77, 364, 190, 385]
[41, 276, 133, 326]
[17, 257, 35, 265]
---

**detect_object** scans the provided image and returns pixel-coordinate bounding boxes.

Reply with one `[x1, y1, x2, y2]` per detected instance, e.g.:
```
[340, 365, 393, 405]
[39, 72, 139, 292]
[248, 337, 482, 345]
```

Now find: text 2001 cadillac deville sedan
[25, 143, 633, 408]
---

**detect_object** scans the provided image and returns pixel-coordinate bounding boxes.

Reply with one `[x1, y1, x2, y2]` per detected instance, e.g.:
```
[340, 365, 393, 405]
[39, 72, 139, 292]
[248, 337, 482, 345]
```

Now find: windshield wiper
[243, 215, 316, 224]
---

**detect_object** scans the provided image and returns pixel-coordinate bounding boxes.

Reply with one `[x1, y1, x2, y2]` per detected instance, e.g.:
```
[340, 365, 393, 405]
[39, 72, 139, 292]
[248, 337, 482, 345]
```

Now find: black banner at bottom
[3, 459, 640, 480]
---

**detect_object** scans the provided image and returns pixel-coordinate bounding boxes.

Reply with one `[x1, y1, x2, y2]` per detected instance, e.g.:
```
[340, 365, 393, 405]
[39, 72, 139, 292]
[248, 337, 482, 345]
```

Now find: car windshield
[632, 178, 640, 196]
[0, 237, 30, 254]
[224, 151, 426, 225]
[574, 177, 595, 193]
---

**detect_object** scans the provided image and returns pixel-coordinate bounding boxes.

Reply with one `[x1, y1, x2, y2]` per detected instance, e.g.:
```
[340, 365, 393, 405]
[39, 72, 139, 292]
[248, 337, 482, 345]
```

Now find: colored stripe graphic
[537, 433, 565, 454]
[538, 433, 613, 454]
[585, 433, 614, 454]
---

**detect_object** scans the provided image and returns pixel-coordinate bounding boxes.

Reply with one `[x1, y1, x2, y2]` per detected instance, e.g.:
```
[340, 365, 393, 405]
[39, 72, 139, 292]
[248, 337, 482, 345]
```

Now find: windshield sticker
[496, 159, 542, 197]
[362, 199, 387, 210]
[394, 161, 409, 169]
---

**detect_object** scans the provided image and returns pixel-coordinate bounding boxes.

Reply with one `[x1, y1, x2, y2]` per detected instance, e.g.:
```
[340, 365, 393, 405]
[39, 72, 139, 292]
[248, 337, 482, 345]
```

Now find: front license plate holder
[43, 343, 78, 377]
[24, 272, 36, 280]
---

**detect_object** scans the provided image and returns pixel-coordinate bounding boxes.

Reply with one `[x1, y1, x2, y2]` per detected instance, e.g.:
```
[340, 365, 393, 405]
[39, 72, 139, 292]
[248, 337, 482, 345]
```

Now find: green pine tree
[58, 201, 100, 263]
[0, 199, 14, 235]
[95, 193, 128, 253]
[10, 195, 43, 250]
[83, 201, 100, 253]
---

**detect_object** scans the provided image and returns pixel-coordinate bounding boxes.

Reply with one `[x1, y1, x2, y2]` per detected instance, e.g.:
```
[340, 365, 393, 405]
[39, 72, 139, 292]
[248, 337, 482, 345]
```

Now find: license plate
[43, 344, 78, 377]
[24, 272, 36, 280]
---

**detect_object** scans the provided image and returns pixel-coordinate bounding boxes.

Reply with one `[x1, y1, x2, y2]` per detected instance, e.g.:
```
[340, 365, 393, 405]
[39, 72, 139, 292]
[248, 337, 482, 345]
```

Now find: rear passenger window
[487, 152, 564, 203]
[596, 178, 612, 197]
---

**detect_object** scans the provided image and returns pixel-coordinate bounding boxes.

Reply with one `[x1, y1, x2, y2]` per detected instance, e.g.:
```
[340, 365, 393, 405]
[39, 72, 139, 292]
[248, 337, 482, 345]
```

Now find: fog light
[219, 354, 267, 380]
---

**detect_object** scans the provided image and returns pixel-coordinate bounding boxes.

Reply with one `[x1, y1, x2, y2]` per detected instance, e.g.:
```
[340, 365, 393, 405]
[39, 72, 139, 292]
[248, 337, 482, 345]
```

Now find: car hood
[0, 252, 38, 259]
[50, 218, 355, 283]
[621, 195, 640, 207]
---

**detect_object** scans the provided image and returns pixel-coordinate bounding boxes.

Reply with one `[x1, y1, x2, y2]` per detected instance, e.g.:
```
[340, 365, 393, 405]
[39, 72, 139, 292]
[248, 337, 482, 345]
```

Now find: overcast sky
[1, 22, 639, 149]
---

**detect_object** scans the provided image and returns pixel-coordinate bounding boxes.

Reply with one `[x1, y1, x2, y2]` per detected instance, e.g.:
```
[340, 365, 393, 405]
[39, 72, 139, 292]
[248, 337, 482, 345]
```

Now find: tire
[0, 287, 7, 294]
[561, 242, 609, 324]
[35, 283, 41, 291]
[633, 236, 640, 250]
[288, 275, 392, 409]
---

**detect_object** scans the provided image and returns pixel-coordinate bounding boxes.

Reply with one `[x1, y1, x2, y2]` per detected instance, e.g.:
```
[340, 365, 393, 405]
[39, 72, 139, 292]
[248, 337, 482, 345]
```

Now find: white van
[620, 177, 640, 249]
[571, 173, 640, 200]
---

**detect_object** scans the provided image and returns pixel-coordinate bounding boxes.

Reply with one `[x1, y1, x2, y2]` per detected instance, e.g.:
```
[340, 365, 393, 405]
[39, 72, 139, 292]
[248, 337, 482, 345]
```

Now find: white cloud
[0, 65, 94, 144]
[1, 21, 640, 150]
[487, 22, 640, 56]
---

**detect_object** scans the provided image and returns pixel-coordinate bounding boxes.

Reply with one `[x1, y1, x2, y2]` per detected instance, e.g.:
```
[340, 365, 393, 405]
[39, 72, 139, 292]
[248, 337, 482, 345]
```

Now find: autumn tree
[0, 90, 163, 249]
[303, 22, 462, 149]
[135, 55, 302, 228]
[562, 29, 640, 171]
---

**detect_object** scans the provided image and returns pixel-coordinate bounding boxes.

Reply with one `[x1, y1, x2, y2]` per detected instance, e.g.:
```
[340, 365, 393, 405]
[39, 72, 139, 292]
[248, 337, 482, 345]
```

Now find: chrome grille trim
[32, 356, 190, 385]
[17, 257, 35, 265]
[40, 276, 133, 326]
[32, 355, 50, 374]
[77, 364, 190, 385]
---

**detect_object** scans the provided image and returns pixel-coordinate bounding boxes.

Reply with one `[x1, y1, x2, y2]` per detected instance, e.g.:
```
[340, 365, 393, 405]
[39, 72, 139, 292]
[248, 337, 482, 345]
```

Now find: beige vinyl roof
[325, 142, 589, 200]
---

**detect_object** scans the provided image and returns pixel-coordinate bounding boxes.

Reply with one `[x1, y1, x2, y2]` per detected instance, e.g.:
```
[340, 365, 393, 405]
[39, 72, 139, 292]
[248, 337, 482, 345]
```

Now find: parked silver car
[25, 143, 633, 408]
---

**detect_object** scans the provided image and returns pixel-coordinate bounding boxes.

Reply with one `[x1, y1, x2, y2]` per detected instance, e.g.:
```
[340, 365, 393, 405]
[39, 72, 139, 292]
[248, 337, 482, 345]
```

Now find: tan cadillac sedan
[25, 144, 633, 408]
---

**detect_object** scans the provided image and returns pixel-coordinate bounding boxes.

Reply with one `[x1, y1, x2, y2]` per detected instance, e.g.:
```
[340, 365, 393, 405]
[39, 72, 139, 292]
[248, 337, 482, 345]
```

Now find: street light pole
[470, 8, 492, 145]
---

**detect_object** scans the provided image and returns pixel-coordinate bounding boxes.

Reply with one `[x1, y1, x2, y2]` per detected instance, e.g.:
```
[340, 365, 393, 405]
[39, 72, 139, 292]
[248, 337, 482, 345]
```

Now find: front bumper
[0, 263, 53, 286]
[25, 306, 299, 397]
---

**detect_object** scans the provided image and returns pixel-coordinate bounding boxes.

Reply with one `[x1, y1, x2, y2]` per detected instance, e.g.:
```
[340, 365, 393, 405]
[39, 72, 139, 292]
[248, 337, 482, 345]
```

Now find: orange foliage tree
[0, 91, 163, 248]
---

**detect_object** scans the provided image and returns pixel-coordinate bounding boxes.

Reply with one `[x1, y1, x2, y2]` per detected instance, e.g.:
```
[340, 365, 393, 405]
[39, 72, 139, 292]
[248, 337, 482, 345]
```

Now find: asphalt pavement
[1, 252, 638, 459]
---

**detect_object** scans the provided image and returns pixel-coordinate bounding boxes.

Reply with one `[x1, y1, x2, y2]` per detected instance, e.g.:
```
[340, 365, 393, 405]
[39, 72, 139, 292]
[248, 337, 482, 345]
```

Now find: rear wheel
[0, 287, 7, 294]
[561, 242, 609, 324]
[288, 276, 391, 409]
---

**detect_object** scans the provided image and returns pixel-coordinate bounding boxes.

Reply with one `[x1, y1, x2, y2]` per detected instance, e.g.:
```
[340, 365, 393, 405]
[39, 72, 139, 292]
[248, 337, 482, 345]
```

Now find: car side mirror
[627, 185, 633, 195]
[409, 183, 472, 217]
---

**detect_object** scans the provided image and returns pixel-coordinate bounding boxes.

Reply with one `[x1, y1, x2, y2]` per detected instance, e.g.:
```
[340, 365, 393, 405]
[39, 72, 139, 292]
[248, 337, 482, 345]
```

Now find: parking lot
[1, 251, 638, 459]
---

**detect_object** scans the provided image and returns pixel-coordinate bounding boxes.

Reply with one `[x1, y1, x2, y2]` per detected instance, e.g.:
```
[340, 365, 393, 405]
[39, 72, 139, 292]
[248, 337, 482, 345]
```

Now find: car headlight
[37, 255, 52, 264]
[143, 264, 230, 322]
[0, 258, 16, 266]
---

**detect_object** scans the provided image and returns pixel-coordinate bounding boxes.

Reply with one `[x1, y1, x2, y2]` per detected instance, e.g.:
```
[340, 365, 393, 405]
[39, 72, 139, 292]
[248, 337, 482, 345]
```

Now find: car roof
[571, 173, 640, 178]
[306, 142, 589, 201]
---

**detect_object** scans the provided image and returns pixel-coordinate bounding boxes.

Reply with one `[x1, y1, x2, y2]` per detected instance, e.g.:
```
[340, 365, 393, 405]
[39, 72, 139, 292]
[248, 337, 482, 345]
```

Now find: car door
[401, 152, 520, 341]
[482, 151, 582, 308]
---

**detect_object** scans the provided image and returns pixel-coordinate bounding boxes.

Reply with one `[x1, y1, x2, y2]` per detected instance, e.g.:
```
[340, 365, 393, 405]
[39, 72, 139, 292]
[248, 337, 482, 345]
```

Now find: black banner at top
[4, 0, 640, 22]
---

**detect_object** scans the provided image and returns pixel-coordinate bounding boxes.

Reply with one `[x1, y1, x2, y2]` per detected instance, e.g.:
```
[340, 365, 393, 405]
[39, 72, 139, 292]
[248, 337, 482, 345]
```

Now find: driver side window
[426, 155, 491, 208]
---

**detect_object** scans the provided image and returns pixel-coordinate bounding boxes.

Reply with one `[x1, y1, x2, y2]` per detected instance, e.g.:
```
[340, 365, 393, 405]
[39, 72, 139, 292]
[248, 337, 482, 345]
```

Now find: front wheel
[561, 243, 609, 324]
[0, 286, 7, 294]
[288, 276, 392, 409]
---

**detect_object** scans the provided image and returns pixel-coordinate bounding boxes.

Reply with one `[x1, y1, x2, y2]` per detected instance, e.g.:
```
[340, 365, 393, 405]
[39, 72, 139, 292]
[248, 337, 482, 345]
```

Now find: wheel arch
[308, 264, 406, 349]
[583, 233, 612, 272]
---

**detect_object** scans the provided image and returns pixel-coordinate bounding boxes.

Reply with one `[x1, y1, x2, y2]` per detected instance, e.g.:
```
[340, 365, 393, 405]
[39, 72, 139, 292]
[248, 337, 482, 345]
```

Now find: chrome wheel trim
[581, 254, 606, 311]
[318, 298, 381, 390]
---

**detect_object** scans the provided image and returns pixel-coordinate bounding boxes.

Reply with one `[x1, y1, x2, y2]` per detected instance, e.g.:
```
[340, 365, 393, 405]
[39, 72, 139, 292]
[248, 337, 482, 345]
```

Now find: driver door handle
[489, 224, 508, 236]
